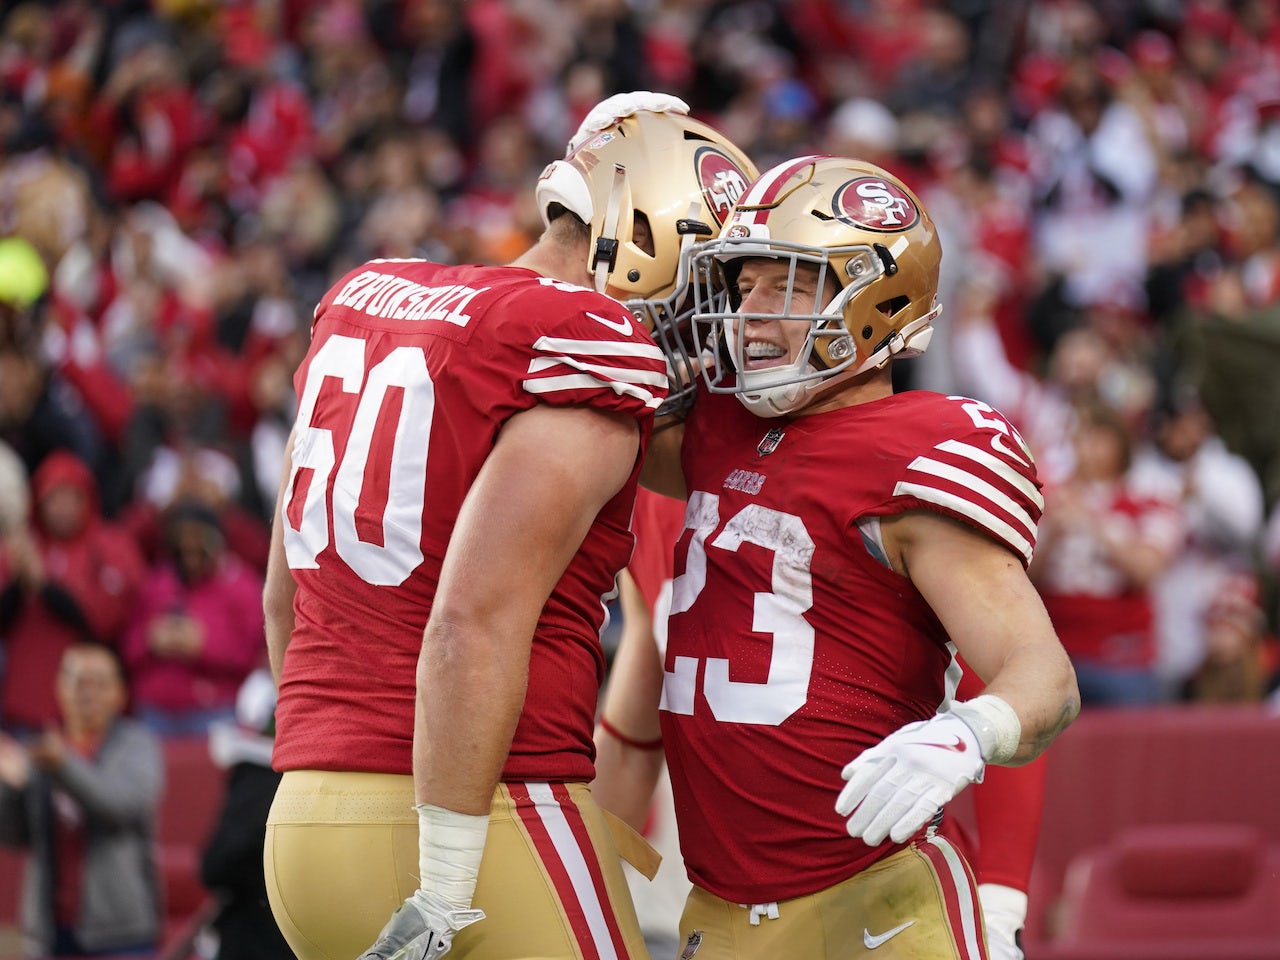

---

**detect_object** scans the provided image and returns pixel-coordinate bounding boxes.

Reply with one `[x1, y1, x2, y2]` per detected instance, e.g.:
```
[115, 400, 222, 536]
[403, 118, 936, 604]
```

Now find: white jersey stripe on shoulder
[528, 356, 669, 388]
[905, 456, 1037, 538]
[532, 335, 665, 362]
[894, 481, 1033, 564]
[925, 835, 986, 960]
[523, 374, 662, 409]
[933, 439, 1044, 509]
[525, 782, 620, 960]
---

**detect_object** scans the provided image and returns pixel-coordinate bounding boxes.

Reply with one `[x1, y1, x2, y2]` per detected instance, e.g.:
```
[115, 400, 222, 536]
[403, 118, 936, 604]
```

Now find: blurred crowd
[1, 0, 1280, 727]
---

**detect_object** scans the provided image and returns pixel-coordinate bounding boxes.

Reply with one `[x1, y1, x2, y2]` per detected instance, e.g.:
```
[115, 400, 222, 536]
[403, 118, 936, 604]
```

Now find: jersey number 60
[281, 334, 433, 586]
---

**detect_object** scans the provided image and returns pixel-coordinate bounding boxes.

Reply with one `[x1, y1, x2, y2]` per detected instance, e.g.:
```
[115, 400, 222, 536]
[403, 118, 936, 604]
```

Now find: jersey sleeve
[516, 283, 669, 418]
[887, 396, 1045, 566]
[628, 488, 688, 611]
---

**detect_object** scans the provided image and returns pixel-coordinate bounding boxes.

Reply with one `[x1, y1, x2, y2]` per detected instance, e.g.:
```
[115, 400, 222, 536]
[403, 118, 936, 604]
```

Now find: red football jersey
[660, 388, 1043, 903]
[627, 487, 688, 614]
[272, 260, 668, 782]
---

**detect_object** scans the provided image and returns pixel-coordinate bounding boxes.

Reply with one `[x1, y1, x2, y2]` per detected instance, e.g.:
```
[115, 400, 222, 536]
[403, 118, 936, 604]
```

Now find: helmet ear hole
[878, 295, 910, 317]
[632, 212, 655, 256]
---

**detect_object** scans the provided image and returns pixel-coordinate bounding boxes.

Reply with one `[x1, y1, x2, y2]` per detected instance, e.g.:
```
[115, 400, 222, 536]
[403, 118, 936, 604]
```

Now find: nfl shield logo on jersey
[681, 930, 703, 958]
[757, 426, 785, 456]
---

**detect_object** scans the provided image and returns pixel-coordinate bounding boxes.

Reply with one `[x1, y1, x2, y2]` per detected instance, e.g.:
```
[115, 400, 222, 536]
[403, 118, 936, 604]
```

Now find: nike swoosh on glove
[835, 711, 986, 846]
[567, 91, 690, 152]
[356, 890, 485, 960]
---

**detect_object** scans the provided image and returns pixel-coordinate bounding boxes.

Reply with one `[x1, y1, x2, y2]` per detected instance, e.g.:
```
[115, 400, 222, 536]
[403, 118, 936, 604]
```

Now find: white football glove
[356, 890, 485, 960]
[567, 91, 690, 153]
[835, 711, 985, 846]
[978, 883, 1028, 960]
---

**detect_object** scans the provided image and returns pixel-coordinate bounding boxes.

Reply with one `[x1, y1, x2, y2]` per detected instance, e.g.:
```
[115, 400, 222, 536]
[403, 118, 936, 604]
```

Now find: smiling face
[730, 257, 826, 372]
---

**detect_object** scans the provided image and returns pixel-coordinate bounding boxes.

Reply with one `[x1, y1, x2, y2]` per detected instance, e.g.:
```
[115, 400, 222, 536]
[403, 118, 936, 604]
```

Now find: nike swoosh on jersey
[919, 737, 968, 752]
[864, 919, 916, 949]
[587, 311, 633, 335]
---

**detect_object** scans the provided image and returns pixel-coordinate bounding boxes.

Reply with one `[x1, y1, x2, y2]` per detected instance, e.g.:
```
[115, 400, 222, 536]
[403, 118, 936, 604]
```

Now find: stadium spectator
[1026, 52, 1158, 316]
[121, 499, 265, 735]
[1144, 186, 1226, 329]
[0, 238, 109, 494]
[87, 19, 207, 206]
[1182, 571, 1274, 703]
[950, 277, 1141, 487]
[0, 640, 164, 957]
[1032, 402, 1184, 706]
[0, 450, 145, 733]
[1129, 385, 1265, 699]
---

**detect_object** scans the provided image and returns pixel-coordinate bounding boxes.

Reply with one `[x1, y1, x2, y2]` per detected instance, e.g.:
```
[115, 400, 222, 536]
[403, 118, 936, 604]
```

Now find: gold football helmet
[536, 99, 756, 413]
[690, 154, 943, 417]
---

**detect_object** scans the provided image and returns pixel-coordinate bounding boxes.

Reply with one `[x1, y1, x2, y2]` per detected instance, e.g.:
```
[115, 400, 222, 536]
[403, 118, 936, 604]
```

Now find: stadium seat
[155, 736, 227, 960]
[158, 735, 226, 850]
[1023, 705, 1280, 960]
[1051, 823, 1280, 954]
[0, 847, 22, 958]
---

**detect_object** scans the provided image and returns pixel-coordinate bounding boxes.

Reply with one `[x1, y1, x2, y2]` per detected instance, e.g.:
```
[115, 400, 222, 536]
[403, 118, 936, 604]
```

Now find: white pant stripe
[525, 781, 620, 960]
[926, 835, 985, 959]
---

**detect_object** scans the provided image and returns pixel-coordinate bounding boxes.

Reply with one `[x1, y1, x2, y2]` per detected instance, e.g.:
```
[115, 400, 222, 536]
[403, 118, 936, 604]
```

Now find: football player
[597, 501, 1050, 960]
[636, 154, 1079, 959]
[593, 487, 691, 959]
[260, 93, 755, 960]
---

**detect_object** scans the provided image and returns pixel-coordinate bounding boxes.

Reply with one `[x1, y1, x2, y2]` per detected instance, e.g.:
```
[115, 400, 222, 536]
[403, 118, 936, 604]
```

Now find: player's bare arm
[639, 414, 686, 499]
[263, 426, 298, 686]
[881, 509, 1080, 764]
[416, 402, 641, 815]
[591, 568, 666, 831]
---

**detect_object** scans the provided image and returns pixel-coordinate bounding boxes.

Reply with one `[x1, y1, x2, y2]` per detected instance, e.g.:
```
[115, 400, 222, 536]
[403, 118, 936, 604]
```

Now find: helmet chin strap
[740, 378, 818, 417]
[592, 164, 628, 294]
[851, 302, 944, 376]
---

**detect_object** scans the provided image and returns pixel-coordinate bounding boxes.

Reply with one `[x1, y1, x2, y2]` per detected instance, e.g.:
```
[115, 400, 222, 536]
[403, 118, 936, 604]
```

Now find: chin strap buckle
[591, 164, 628, 292]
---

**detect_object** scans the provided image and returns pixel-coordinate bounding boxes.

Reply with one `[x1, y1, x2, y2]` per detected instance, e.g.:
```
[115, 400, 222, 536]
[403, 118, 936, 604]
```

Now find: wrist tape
[950, 694, 1021, 765]
[415, 803, 489, 910]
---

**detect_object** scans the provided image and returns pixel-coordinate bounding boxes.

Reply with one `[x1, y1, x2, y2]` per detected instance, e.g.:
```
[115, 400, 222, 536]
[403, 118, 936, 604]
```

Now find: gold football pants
[675, 836, 988, 960]
[265, 771, 653, 960]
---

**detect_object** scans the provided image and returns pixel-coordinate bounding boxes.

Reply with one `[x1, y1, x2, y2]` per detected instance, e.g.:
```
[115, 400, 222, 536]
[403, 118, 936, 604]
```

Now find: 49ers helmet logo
[696, 148, 750, 226]
[832, 177, 920, 232]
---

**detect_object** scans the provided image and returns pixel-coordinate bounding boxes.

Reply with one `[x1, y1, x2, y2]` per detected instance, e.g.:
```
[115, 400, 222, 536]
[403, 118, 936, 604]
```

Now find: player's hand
[978, 882, 1027, 960]
[355, 890, 484, 960]
[835, 712, 985, 846]
[567, 91, 690, 152]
